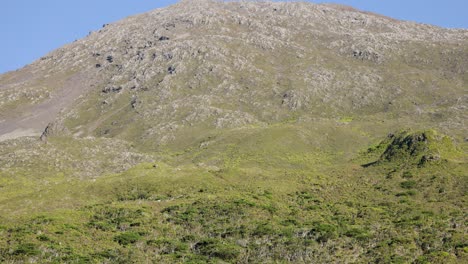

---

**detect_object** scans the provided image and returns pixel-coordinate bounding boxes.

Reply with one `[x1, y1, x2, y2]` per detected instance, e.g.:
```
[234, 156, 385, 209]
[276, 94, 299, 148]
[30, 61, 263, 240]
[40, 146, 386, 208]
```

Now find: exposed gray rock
[168, 66, 176, 74]
[282, 90, 303, 111]
[40, 122, 69, 142]
[352, 48, 382, 63]
[102, 86, 122, 93]
[131, 96, 139, 109]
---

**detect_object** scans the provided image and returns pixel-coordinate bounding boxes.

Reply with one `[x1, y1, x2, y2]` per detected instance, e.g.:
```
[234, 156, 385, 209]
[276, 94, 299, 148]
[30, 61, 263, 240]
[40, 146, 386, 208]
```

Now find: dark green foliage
[114, 232, 142, 246]
[344, 227, 370, 241]
[375, 130, 459, 167]
[252, 222, 276, 236]
[382, 131, 430, 162]
[37, 234, 50, 241]
[193, 238, 241, 260]
[401, 180, 417, 189]
[310, 223, 338, 243]
[402, 171, 414, 179]
[12, 243, 40, 256]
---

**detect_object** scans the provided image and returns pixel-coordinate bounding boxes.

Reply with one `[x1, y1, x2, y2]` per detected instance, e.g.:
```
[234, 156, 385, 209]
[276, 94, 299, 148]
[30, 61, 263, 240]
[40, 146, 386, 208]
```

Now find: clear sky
[1, 0, 467, 74]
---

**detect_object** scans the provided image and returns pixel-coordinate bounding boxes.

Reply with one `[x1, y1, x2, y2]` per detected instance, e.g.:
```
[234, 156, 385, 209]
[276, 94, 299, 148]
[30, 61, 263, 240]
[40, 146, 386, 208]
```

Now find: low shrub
[12, 243, 40, 256]
[114, 232, 142, 246]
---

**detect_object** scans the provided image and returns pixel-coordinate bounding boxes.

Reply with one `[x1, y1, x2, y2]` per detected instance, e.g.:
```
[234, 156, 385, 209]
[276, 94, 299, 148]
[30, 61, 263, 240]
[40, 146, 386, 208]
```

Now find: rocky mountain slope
[1, 0, 467, 145]
[0, 1, 466, 263]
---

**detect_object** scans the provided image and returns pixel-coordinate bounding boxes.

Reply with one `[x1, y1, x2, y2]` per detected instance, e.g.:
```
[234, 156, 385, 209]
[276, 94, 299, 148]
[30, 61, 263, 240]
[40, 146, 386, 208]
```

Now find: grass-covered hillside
[0, 123, 466, 263]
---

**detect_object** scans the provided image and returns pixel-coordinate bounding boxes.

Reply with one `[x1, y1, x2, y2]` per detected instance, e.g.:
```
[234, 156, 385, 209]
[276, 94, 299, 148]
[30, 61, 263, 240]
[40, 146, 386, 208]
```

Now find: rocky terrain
[1, 0, 467, 145]
[0, 0, 466, 263]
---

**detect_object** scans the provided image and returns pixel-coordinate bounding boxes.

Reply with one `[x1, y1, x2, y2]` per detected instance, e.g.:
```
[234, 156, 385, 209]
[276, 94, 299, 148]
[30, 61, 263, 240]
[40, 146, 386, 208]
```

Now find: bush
[92, 249, 119, 260]
[114, 232, 141, 246]
[310, 223, 338, 243]
[146, 238, 188, 254]
[402, 171, 413, 179]
[193, 238, 241, 260]
[252, 223, 276, 236]
[344, 227, 370, 241]
[37, 234, 51, 241]
[401, 180, 417, 189]
[12, 243, 40, 256]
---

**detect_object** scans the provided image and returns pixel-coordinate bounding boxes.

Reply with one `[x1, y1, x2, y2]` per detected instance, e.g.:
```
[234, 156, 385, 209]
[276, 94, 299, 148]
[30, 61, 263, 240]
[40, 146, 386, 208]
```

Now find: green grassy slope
[0, 123, 466, 263]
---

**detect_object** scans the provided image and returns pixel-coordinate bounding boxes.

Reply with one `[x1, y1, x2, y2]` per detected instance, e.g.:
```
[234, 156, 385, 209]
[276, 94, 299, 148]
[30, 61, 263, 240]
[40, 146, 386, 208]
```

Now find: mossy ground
[0, 123, 466, 263]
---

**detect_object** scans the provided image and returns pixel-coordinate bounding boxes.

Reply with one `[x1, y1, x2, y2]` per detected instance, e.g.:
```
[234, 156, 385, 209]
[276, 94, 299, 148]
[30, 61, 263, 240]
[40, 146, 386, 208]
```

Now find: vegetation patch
[114, 232, 142, 246]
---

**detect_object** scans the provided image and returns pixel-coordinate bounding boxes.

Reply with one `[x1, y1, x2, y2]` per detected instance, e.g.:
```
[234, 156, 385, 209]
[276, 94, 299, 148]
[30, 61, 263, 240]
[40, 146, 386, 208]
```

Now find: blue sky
[1, 0, 467, 74]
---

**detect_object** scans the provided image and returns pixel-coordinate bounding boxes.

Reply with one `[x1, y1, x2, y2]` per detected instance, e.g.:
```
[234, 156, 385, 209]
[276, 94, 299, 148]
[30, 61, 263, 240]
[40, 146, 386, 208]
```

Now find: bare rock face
[40, 122, 69, 142]
[0, 0, 467, 146]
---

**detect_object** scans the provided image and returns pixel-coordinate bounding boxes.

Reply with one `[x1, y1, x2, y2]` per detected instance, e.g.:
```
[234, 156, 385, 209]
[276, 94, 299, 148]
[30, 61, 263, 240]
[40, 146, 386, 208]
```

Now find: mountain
[0, 1, 467, 263]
